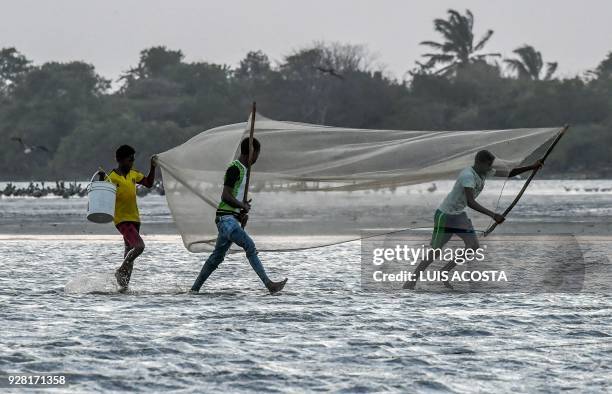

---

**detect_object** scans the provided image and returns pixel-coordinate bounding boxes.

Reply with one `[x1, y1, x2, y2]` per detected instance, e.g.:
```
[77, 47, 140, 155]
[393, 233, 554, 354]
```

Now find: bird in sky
[11, 137, 50, 154]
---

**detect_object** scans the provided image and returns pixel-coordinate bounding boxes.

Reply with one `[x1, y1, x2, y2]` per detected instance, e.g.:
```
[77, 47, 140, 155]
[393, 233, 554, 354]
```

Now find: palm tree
[418, 9, 501, 76]
[505, 45, 558, 80]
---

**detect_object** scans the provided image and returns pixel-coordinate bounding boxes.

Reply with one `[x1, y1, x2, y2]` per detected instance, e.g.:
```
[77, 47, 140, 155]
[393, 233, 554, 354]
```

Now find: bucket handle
[90, 166, 111, 183]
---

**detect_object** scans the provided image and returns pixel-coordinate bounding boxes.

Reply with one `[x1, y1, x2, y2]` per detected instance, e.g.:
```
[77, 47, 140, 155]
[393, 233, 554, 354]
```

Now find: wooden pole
[241, 102, 256, 228]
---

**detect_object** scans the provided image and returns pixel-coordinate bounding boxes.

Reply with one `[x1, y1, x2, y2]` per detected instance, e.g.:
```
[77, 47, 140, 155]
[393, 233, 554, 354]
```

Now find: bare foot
[267, 278, 288, 295]
[115, 269, 129, 292]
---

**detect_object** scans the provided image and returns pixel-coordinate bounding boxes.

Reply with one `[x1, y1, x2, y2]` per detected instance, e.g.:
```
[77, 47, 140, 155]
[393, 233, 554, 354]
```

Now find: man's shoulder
[226, 161, 240, 172]
[129, 169, 144, 179]
[223, 162, 241, 185]
[107, 169, 120, 181]
[229, 159, 246, 170]
[458, 167, 476, 179]
[226, 160, 246, 175]
[456, 167, 478, 187]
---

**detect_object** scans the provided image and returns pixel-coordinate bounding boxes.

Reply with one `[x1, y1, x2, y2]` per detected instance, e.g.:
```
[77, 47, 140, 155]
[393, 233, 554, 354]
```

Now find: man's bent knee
[129, 243, 145, 259]
[242, 239, 257, 257]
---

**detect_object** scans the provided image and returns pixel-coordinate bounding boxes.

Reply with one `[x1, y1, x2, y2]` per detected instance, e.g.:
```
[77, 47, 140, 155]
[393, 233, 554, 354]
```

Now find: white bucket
[87, 181, 116, 223]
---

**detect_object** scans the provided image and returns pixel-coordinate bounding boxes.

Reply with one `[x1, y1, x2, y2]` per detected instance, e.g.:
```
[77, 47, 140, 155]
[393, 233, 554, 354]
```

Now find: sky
[2, 0, 611, 83]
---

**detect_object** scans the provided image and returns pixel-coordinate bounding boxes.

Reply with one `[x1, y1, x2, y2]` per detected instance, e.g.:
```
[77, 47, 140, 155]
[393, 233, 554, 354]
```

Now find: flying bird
[315, 66, 344, 80]
[11, 137, 50, 154]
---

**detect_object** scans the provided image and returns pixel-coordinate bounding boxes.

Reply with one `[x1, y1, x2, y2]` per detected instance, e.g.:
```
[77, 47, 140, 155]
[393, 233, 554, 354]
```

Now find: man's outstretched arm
[495, 160, 543, 178]
[138, 155, 157, 188]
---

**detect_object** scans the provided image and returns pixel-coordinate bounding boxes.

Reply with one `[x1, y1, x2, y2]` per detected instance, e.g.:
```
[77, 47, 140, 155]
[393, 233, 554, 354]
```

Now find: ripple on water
[0, 238, 610, 392]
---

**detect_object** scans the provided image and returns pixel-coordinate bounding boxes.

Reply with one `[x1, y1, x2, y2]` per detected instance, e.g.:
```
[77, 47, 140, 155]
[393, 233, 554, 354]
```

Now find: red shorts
[116, 222, 144, 248]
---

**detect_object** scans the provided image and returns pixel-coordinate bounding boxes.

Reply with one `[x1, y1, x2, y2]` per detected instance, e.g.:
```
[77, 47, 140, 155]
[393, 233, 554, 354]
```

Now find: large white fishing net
[157, 114, 563, 252]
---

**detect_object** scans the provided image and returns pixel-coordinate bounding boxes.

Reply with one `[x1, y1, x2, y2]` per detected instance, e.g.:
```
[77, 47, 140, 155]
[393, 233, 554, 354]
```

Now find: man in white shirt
[403, 150, 542, 289]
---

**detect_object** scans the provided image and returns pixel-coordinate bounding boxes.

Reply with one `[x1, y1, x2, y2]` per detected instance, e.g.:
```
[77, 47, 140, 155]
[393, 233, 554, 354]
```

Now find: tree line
[0, 9, 610, 180]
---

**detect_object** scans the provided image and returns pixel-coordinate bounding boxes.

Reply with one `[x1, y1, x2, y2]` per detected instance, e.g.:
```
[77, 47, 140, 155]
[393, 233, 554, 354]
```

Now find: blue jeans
[191, 215, 270, 291]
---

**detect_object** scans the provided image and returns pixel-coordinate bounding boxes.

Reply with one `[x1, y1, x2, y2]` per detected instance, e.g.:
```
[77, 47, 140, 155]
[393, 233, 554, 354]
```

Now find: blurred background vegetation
[1, 9, 610, 180]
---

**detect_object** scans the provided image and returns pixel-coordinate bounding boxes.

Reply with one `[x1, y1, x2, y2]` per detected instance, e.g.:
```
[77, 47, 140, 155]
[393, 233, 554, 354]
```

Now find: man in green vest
[190, 137, 287, 294]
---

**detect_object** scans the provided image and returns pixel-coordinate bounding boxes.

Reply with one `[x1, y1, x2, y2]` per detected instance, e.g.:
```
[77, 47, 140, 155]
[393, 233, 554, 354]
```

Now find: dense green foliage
[1, 9, 610, 180]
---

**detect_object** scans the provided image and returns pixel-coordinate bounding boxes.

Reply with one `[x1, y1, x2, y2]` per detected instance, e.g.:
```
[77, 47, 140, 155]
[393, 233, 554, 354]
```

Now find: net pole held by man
[241, 102, 256, 228]
[484, 124, 569, 237]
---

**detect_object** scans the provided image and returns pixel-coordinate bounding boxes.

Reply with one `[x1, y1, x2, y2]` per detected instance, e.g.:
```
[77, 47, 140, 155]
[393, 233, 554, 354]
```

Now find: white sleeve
[459, 171, 476, 189]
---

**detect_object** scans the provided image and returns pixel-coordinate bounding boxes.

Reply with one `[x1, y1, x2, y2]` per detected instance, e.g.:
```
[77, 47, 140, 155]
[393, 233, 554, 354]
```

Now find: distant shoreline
[2, 175, 612, 183]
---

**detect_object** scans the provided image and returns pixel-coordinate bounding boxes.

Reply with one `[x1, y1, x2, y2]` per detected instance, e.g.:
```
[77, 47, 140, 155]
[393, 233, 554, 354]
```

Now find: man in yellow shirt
[100, 145, 156, 291]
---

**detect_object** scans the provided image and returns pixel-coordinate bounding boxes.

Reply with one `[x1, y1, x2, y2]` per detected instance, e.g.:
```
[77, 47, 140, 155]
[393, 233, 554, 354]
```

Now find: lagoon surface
[1, 180, 611, 392]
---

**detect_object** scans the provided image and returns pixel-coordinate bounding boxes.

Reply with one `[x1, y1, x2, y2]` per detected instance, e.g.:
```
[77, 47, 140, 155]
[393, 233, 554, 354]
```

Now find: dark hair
[116, 144, 136, 160]
[240, 137, 261, 155]
[475, 150, 495, 163]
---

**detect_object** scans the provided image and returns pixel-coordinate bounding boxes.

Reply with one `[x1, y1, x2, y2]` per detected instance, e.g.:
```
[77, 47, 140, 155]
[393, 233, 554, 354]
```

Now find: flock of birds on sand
[1, 181, 165, 198]
[5, 136, 166, 198]
[3, 180, 610, 199]
[564, 186, 612, 192]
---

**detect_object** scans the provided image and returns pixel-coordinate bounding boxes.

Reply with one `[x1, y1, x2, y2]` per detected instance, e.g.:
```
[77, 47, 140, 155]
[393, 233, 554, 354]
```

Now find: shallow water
[1, 181, 612, 392]
[1, 237, 612, 392]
